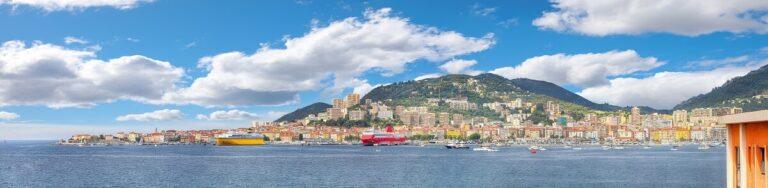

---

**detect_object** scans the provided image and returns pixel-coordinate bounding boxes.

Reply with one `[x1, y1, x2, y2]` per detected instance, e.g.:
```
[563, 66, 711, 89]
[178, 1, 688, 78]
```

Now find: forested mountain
[275, 102, 332, 122]
[674, 64, 768, 111]
[277, 73, 671, 123]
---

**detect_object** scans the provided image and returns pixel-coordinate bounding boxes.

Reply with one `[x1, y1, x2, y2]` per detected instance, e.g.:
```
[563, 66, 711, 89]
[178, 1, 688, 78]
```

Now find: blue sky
[1, 0, 767, 139]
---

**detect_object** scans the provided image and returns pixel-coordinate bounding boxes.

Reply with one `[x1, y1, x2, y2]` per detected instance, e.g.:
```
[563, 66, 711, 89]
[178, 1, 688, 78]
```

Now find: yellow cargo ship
[215, 133, 265, 146]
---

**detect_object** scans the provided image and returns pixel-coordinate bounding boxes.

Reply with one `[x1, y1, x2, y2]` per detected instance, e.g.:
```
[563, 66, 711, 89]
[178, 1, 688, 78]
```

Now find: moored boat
[216, 133, 265, 146]
[361, 125, 407, 146]
[473, 147, 498, 152]
[698, 143, 710, 150]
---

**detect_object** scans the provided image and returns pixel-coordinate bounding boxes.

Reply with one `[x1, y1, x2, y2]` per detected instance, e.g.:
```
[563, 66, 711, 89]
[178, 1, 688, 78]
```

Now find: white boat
[670, 146, 679, 151]
[642, 146, 652, 149]
[613, 146, 625, 150]
[602, 145, 611, 150]
[528, 146, 540, 150]
[473, 147, 499, 152]
[698, 144, 710, 150]
[573, 147, 583, 150]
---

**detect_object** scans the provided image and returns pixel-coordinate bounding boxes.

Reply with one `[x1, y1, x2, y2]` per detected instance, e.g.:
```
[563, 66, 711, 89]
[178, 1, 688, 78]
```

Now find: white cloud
[184, 41, 197, 48]
[534, 0, 768, 36]
[352, 81, 381, 96]
[414, 73, 442, 81]
[578, 63, 767, 109]
[490, 50, 662, 87]
[498, 18, 519, 28]
[0, 111, 19, 120]
[686, 55, 750, 69]
[0, 40, 184, 108]
[116, 109, 183, 122]
[64, 36, 88, 45]
[471, 3, 497, 16]
[440, 59, 483, 75]
[163, 8, 494, 106]
[2, 0, 153, 11]
[197, 110, 287, 121]
[196, 110, 258, 121]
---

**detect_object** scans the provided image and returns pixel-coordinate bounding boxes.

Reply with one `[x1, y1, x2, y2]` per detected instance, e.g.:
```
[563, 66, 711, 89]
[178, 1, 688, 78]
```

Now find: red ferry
[360, 125, 407, 146]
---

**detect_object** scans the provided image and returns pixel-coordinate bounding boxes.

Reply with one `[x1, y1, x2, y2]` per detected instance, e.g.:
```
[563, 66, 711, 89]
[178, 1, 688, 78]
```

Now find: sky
[1, 0, 768, 139]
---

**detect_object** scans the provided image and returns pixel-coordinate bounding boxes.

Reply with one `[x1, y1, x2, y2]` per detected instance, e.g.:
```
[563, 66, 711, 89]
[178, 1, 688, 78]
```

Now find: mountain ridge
[275, 102, 332, 123]
[674, 64, 768, 111]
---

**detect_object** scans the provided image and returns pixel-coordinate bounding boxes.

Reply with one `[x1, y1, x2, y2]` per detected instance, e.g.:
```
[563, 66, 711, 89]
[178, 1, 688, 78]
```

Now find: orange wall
[729, 124, 740, 188]
[745, 122, 768, 188]
[730, 122, 768, 188]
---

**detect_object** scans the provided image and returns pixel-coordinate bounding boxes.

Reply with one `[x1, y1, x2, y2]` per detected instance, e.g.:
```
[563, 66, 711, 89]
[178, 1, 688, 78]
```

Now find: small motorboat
[642, 146, 652, 149]
[572, 147, 583, 150]
[670, 146, 679, 151]
[473, 147, 499, 152]
[446, 143, 469, 149]
[613, 146, 625, 150]
[698, 144, 710, 150]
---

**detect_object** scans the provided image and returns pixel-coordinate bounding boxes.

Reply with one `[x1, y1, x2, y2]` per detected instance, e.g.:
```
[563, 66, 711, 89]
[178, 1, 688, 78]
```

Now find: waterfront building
[332, 98, 345, 109]
[420, 113, 436, 127]
[672, 110, 688, 127]
[721, 110, 768, 188]
[438, 112, 450, 126]
[630, 106, 641, 125]
[346, 93, 360, 107]
[328, 108, 346, 120]
[349, 110, 365, 121]
[376, 110, 393, 120]
[451, 114, 464, 127]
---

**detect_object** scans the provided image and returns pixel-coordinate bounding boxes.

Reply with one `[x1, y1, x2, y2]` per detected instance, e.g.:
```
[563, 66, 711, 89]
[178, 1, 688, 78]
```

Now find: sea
[0, 141, 724, 188]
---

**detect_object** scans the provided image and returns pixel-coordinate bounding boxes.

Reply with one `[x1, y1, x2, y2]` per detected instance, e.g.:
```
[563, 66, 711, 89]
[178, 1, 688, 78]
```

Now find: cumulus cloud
[533, 0, 768, 36]
[116, 109, 183, 122]
[414, 73, 442, 81]
[0, 40, 184, 108]
[197, 110, 287, 121]
[1, 0, 153, 11]
[579, 62, 768, 109]
[440, 59, 483, 75]
[490, 50, 662, 87]
[352, 81, 381, 96]
[64, 36, 88, 45]
[163, 8, 494, 106]
[0, 111, 19, 120]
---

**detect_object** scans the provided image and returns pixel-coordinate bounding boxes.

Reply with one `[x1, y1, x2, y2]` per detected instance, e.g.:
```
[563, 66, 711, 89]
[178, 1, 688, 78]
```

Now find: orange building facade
[722, 110, 768, 188]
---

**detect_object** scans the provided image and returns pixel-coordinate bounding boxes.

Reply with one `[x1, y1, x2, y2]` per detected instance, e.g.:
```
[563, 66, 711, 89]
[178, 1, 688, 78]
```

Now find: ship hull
[215, 138, 265, 146]
[360, 135, 407, 146]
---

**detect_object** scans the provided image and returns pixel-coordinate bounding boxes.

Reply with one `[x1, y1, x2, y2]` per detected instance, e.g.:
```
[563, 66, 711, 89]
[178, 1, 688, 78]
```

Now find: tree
[344, 135, 360, 141]
[468, 133, 481, 141]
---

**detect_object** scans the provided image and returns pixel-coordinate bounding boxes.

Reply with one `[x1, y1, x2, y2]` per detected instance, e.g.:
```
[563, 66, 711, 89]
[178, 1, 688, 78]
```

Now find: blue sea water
[0, 141, 724, 187]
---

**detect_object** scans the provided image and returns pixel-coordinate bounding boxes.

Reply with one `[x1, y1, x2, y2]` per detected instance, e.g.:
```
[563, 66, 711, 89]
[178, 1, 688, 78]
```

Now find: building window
[736, 146, 740, 188]
[761, 147, 766, 175]
[736, 147, 740, 172]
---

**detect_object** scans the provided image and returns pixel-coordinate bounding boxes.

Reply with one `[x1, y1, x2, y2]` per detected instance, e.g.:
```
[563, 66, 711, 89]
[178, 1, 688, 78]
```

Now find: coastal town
[64, 91, 740, 147]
